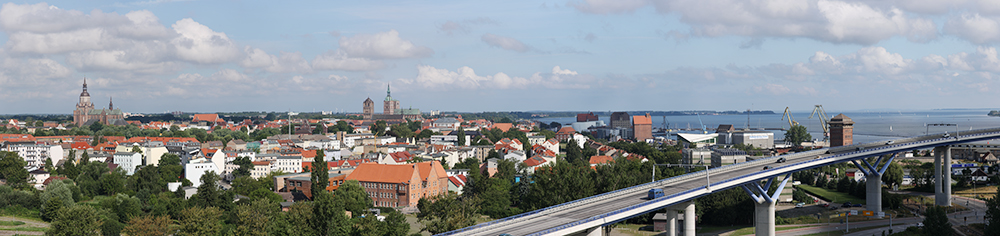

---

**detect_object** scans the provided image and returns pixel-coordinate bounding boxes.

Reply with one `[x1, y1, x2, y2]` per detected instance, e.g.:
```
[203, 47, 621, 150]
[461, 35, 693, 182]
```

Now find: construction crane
[697, 114, 708, 134]
[809, 105, 831, 140]
[781, 107, 799, 128]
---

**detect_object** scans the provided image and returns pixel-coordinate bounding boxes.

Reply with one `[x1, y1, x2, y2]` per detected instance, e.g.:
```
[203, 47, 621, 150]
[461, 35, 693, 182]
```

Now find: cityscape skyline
[2, 1, 1000, 114]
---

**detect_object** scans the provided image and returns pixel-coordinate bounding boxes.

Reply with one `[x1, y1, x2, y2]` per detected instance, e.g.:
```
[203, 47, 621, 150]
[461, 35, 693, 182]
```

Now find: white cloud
[573, 0, 938, 45]
[239, 47, 312, 73]
[171, 18, 241, 64]
[569, 0, 649, 15]
[753, 83, 791, 95]
[311, 50, 386, 71]
[339, 30, 433, 59]
[400, 65, 592, 90]
[944, 13, 1000, 45]
[481, 33, 533, 52]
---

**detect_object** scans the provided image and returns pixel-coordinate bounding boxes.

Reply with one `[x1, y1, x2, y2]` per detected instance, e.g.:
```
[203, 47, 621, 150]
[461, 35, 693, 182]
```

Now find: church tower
[73, 78, 95, 127]
[383, 83, 399, 115]
[363, 97, 374, 120]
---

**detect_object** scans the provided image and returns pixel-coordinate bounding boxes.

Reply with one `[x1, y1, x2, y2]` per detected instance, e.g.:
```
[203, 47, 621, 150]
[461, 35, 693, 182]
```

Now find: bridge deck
[441, 128, 1000, 236]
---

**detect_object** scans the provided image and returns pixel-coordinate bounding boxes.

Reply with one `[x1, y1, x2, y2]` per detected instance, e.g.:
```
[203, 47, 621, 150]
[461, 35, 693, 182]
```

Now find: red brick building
[346, 161, 448, 208]
[632, 113, 653, 141]
[829, 114, 854, 147]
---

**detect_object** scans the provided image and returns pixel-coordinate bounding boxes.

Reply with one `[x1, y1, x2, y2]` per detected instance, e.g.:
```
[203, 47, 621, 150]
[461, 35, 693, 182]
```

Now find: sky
[1, 0, 1000, 114]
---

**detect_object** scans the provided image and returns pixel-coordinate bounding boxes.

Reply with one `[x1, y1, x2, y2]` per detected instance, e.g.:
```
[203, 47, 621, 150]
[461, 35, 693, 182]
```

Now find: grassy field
[953, 185, 998, 199]
[0, 221, 25, 226]
[796, 185, 866, 205]
[730, 225, 814, 236]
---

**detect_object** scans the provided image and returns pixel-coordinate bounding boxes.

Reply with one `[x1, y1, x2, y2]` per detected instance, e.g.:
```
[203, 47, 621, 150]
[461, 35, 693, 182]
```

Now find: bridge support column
[683, 201, 695, 236]
[579, 226, 603, 236]
[851, 153, 897, 216]
[666, 210, 677, 236]
[934, 146, 952, 206]
[740, 173, 792, 236]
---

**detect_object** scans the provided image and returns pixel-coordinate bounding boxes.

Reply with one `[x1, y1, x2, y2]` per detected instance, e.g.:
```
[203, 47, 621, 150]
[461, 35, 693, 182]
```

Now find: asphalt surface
[446, 128, 1000, 236]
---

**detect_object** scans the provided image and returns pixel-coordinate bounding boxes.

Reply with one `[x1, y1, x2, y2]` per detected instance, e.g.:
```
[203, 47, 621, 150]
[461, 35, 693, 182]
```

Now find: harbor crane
[809, 105, 831, 140]
[781, 107, 799, 128]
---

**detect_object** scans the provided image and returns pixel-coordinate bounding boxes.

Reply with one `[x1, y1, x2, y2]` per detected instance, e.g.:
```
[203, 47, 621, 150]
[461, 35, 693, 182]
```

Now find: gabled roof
[347, 162, 419, 183]
[192, 114, 222, 123]
[491, 123, 513, 132]
[416, 161, 447, 181]
[589, 155, 614, 165]
[556, 127, 576, 135]
[524, 156, 547, 167]
[632, 114, 652, 125]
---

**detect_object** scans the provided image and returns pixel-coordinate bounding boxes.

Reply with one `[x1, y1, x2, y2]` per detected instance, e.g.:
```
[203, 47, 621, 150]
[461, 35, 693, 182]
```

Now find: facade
[73, 79, 126, 127]
[346, 161, 448, 208]
[730, 131, 775, 149]
[610, 112, 631, 129]
[577, 112, 599, 122]
[632, 113, 653, 141]
[829, 114, 855, 147]
[2, 144, 63, 169]
[185, 158, 218, 188]
[276, 155, 303, 173]
[711, 149, 749, 167]
[682, 148, 712, 165]
[112, 152, 143, 175]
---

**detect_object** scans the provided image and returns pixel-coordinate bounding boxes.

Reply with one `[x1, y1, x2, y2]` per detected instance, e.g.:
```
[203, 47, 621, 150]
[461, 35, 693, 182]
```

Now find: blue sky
[1, 0, 1000, 114]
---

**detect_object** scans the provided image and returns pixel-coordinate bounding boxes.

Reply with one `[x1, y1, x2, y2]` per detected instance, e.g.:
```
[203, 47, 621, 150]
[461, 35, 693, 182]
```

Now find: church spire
[387, 83, 391, 97]
[80, 78, 90, 97]
[109, 96, 114, 110]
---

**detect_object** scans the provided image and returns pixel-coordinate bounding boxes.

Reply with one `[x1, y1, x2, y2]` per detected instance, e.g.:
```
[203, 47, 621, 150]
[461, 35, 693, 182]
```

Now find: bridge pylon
[740, 173, 792, 236]
[851, 153, 897, 216]
[662, 201, 696, 236]
[933, 146, 952, 206]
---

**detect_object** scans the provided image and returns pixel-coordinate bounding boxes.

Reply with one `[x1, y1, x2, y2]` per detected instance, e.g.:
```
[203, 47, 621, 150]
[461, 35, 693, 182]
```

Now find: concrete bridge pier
[934, 146, 952, 206]
[740, 173, 792, 236]
[851, 153, 897, 216]
[662, 201, 696, 236]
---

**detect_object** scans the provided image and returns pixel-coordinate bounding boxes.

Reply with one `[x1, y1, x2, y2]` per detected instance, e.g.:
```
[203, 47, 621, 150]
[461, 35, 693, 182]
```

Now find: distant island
[990, 110, 1000, 117]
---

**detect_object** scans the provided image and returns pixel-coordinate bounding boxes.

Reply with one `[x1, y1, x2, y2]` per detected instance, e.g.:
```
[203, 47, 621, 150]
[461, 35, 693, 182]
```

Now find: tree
[784, 124, 812, 147]
[158, 153, 183, 183]
[177, 207, 224, 236]
[457, 128, 466, 146]
[311, 151, 329, 199]
[41, 180, 75, 221]
[986, 177, 1000, 234]
[233, 199, 279, 236]
[334, 180, 373, 215]
[287, 202, 316, 236]
[312, 191, 351, 236]
[882, 161, 903, 190]
[99, 169, 127, 196]
[370, 120, 388, 136]
[189, 171, 232, 211]
[123, 215, 172, 236]
[417, 192, 480, 234]
[565, 139, 583, 164]
[47, 205, 103, 236]
[0, 151, 29, 189]
[384, 211, 410, 236]
[922, 206, 953, 236]
[232, 156, 252, 179]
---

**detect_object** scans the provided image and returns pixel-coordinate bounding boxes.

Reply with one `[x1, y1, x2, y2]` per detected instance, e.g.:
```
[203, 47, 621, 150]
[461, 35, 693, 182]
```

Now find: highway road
[441, 127, 1000, 236]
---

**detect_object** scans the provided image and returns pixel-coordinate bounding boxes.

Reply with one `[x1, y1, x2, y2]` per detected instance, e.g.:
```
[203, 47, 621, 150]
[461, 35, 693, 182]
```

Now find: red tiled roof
[0, 134, 36, 142]
[192, 114, 222, 123]
[524, 156, 547, 167]
[589, 155, 614, 165]
[491, 123, 513, 132]
[389, 151, 413, 162]
[252, 161, 270, 166]
[71, 142, 92, 150]
[347, 162, 418, 183]
[416, 161, 447, 182]
[556, 127, 576, 135]
[632, 114, 652, 125]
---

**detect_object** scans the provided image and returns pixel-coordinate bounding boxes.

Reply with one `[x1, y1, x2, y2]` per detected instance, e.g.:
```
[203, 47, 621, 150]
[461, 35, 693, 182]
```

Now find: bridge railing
[443, 128, 1000, 235]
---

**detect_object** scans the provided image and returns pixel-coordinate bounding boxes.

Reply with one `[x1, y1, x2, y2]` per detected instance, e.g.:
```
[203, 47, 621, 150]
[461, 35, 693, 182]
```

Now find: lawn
[953, 185, 998, 199]
[0, 220, 25, 226]
[0, 226, 47, 232]
[796, 185, 865, 205]
[730, 225, 813, 236]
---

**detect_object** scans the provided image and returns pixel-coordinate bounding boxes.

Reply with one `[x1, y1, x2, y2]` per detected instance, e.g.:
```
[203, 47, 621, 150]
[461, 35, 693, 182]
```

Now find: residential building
[555, 127, 576, 141]
[112, 152, 143, 175]
[185, 158, 218, 188]
[276, 155, 303, 173]
[2, 144, 63, 169]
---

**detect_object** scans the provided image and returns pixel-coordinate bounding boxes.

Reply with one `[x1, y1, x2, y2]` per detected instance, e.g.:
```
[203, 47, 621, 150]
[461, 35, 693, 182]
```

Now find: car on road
[762, 165, 773, 171]
[776, 157, 786, 163]
[916, 222, 924, 228]
[842, 202, 852, 208]
[647, 188, 665, 200]
[828, 206, 839, 210]
[795, 203, 805, 208]
[821, 203, 829, 207]
[943, 133, 950, 138]
[853, 203, 863, 207]
[886, 140, 894, 145]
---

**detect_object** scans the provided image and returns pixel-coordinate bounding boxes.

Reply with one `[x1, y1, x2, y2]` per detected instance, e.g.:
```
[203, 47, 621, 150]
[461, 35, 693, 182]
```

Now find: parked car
[795, 203, 805, 208]
[828, 206, 839, 210]
[943, 133, 950, 138]
[776, 157, 786, 163]
[648, 188, 665, 200]
[821, 203, 830, 207]
[842, 202, 852, 208]
[853, 203, 863, 207]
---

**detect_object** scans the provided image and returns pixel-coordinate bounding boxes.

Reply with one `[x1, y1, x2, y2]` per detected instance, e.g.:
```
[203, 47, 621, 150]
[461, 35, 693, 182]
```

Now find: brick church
[73, 79, 126, 127]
